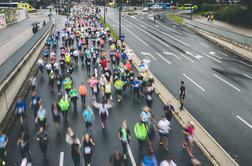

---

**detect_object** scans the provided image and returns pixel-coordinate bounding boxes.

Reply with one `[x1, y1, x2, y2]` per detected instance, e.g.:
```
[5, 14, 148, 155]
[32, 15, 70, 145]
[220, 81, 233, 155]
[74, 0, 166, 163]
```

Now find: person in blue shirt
[83, 105, 95, 131]
[29, 91, 41, 119]
[131, 77, 140, 102]
[15, 97, 26, 126]
[141, 150, 158, 166]
[121, 51, 128, 64]
[0, 130, 8, 165]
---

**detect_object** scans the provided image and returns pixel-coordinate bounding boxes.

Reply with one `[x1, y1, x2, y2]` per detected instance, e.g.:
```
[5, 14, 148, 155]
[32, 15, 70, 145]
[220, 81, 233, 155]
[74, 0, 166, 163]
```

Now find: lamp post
[190, 0, 193, 20]
[119, 0, 122, 37]
[103, 0, 106, 23]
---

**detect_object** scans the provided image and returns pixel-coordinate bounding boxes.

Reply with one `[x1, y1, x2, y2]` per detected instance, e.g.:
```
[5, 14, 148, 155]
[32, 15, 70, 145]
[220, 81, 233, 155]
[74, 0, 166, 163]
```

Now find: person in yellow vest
[105, 81, 112, 101]
[58, 94, 70, 121]
[65, 52, 71, 66]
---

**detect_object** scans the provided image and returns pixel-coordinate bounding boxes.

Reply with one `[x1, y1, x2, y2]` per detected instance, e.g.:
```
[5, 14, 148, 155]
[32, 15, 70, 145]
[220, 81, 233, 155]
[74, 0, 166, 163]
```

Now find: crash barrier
[184, 18, 252, 50]
[0, 20, 53, 129]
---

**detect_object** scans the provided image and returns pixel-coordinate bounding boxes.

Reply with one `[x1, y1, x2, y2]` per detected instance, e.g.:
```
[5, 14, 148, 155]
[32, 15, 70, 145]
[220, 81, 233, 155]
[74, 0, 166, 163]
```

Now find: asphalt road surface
[103, 8, 252, 166]
[5, 14, 211, 166]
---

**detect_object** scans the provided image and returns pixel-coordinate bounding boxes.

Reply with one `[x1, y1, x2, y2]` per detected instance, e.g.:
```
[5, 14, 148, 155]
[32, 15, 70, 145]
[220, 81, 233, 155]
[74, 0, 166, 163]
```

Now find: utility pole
[119, 0, 122, 37]
[103, 0, 106, 23]
[190, 0, 193, 20]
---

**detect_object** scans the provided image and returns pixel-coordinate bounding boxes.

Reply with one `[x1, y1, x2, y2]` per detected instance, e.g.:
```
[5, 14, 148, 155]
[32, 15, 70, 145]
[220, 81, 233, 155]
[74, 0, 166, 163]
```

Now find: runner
[81, 133, 95, 166]
[51, 100, 61, 131]
[141, 149, 158, 166]
[71, 135, 81, 166]
[36, 104, 47, 129]
[29, 91, 41, 119]
[0, 130, 8, 165]
[134, 120, 148, 153]
[36, 126, 48, 159]
[83, 105, 95, 131]
[163, 104, 175, 121]
[118, 120, 131, 159]
[157, 116, 171, 151]
[58, 94, 70, 121]
[109, 148, 125, 166]
[15, 97, 26, 127]
[79, 83, 88, 108]
[69, 87, 79, 112]
[17, 130, 31, 161]
[160, 156, 177, 166]
[182, 121, 195, 158]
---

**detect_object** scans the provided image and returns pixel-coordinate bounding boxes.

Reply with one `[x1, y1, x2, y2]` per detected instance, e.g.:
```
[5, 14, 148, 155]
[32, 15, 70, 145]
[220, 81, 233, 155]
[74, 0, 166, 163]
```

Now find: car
[150, 5, 162, 10]
[142, 7, 149, 12]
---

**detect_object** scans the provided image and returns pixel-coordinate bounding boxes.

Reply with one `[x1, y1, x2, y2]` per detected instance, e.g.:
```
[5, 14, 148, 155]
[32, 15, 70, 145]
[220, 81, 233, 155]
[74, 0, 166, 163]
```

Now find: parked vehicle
[150, 5, 162, 10]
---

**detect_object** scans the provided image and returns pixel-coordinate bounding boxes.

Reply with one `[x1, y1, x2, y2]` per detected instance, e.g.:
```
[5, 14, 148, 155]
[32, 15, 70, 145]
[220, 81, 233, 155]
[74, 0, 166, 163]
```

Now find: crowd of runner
[0, 4, 200, 166]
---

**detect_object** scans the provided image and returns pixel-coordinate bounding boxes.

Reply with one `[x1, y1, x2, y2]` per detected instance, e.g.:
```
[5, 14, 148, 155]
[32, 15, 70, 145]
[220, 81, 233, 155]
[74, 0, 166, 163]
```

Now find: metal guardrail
[0, 21, 52, 83]
[184, 19, 252, 48]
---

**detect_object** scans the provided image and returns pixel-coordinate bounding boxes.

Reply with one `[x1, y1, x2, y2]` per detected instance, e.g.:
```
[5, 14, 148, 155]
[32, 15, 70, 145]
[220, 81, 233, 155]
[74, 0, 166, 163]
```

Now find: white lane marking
[126, 24, 133, 28]
[209, 51, 222, 59]
[243, 73, 252, 79]
[140, 24, 145, 27]
[59, 152, 64, 166]
[141, 51, 157, 60]
[156, 52, 171, 64]
[157, 21, 182, 35]
[216, 50, 228, 56]
[239, 60, 252, 68]
[185, 51, 203, 59]
[183, 73, 206, 92]
[154, 25, 159, 28]
[213, 73, 241, 92]
[180, 53, 194, 62]
[200, 43, 209, 48]
[163, 51, 181, 60]
[203, 53, 222, 63]
[236, 115, 252, 129]
[110, 17, 149, 46]
[128, 17, 190, 47]
[126, 143, 137, 166]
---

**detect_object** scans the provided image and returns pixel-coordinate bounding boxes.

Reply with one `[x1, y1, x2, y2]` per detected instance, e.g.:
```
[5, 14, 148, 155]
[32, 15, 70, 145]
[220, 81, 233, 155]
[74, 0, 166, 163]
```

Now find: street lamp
[190, 0, 193, 20]
[119, 0, 122, 37]
[103, 0, 106, 23]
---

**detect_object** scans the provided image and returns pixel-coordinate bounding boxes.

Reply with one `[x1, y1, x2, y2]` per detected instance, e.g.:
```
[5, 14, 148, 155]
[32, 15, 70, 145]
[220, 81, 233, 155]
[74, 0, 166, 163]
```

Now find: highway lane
[104, 8, 252, 165]
[5, 13, 211, 166]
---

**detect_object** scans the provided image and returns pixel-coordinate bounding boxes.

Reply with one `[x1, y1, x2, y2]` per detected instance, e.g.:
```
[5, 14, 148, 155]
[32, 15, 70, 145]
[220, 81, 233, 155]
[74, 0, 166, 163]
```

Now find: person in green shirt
[134, 121, 148, 153]
[59, 95, 70, 121]
[63, 77, 72, 94]
[69, 87, 78, 112]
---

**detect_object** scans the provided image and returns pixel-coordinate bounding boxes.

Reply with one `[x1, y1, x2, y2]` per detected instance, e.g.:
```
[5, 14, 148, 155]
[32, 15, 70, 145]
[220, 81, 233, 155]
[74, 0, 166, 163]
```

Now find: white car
[150, 5, 162, 10]
[142, 7, 149, 12]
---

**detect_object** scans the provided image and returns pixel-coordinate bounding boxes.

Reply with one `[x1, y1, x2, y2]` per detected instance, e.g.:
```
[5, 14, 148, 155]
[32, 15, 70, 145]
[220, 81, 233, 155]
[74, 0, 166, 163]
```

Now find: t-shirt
[16, 101, 26, 114]
[31, 96, 40, 106]
[132, 80, 140, 89]
[109, 153, 124, 166]
[140, 111, 151, 123]
[160, 160, 177, 166]
[158, 119, 170, 134]
[83, 110, 94, 123]
[142, 155, 158, 166]
[179, 85, 185, 98]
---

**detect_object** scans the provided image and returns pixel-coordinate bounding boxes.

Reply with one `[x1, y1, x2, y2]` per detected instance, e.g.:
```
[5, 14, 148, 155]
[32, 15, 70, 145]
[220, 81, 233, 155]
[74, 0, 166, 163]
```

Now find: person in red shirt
[182, 121, 195, 158]
[100, 58, 109, 71]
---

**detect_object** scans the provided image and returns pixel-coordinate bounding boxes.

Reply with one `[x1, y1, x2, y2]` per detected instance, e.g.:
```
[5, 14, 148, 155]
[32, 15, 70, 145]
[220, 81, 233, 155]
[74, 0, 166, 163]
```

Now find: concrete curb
[124, 46, 239, 166]
[186, 25, 252, 64]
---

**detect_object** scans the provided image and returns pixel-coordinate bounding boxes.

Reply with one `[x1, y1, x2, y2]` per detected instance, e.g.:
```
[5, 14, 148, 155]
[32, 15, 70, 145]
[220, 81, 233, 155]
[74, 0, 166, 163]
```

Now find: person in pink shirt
[182, 121, 195, 158]
[88, 75, 99, 100]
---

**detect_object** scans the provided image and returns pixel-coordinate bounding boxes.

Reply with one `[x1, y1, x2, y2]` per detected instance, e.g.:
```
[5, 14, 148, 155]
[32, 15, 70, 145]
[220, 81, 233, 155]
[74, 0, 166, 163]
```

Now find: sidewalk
[193, 16, 252, 38]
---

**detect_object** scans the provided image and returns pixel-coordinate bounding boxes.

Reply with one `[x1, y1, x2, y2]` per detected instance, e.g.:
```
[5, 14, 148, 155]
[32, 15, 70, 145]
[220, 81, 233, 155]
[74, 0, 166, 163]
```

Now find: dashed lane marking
[213, 73, 241, 92]
[183, 73, 206, 92]
[156, 52, 171, 64]
[236, 115, 252, 129]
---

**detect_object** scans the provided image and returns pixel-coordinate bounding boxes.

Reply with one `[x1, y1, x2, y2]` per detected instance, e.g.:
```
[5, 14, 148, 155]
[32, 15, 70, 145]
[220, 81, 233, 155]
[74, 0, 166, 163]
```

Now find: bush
[199, 3, 221, 12]
[99, 16, 120, 40]
[214, 6, 252, 26]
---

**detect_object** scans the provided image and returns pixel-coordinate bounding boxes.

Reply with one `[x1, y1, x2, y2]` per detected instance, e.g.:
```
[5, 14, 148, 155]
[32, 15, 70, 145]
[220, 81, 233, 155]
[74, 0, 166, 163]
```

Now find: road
[103, 8, 252, 165]
[0, 10, 50, 65]
[5, 13, 211, 165]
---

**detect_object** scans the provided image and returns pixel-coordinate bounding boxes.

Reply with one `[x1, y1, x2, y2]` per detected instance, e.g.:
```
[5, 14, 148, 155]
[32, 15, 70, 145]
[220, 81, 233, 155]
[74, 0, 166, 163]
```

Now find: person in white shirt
[160, 157, 177, 166]
[157, 116, 171, 151]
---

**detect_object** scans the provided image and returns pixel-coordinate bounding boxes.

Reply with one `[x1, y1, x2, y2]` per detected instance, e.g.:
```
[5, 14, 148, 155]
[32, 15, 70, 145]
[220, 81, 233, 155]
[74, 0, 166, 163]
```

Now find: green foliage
[214, 5, 252, 26]
[99, 16, 120, 40]
[167, 13, 183, 25]
[198, 3, 222, 12]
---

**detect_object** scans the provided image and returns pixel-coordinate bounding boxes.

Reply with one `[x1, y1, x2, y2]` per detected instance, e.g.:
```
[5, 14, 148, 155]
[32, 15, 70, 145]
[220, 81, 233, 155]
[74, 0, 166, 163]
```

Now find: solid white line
[213, 73, 241, 92]
[110, 17, 149, 47]
[200, 43, 209, 48]
[126, 17, 190, 47]
[156, 52, 171, 64]
[236, 115, 252, 129]
[180, 53, 194, 62]
[163, 51, 181, 60]
[243, 73, 252, 79]
[216, 50, 228, 57]
[239, 60, 252, 68]
[141, 51, 157, 60]
[183, 73, 206, 92]
[59, 152, 64, 166]
[157, 21, 182, 35]
[203, 53, 222, 63]
[126, 143, 137, 166]
[209, 51, 222, 59]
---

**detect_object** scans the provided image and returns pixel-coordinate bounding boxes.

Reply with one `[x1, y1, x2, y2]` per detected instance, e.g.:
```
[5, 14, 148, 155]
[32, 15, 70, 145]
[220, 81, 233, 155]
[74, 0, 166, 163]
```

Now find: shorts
[159, 132, 169, 138]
